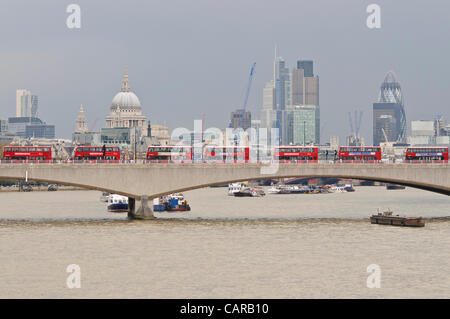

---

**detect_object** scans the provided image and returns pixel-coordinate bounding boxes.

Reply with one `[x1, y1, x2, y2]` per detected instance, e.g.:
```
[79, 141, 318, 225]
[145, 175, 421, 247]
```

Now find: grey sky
[0, 0, 449, 143]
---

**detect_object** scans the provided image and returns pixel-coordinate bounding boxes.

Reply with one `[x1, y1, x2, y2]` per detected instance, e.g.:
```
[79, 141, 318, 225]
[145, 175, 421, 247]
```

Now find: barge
[370, 210, 425, 227]
[153, 193, 191, 212]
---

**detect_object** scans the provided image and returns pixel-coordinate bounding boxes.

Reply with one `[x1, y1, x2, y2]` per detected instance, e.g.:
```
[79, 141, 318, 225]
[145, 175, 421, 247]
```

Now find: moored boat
[233, 186, 265, 197]
[228, 183, 244, 196]
[153, 193, 191, 212]
[107, 194, 128, 213]
[386, 184, 406, 190]
[370, 210, 425, 227]
[100, 192, 110, 202]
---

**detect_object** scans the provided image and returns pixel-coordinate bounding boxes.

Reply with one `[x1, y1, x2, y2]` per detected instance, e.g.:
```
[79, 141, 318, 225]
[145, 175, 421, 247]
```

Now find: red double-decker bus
[73, 146, 121, 161]
[405, 147, 448, 162]
[274, 146, 319, 162]
[339, 146, 382, 162]
[2, 146, 52, 161]
[203, 146, 249, 163]
[146, 146, 192, 162]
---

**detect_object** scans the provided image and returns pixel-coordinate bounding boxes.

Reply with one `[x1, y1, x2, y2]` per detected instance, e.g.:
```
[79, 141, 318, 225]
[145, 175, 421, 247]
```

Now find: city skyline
[0, 1, 449, 143]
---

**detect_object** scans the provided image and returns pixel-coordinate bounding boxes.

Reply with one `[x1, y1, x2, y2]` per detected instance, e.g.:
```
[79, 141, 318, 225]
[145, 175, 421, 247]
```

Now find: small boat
[330, 185, 345, 193]
[100, 192, 110, 202]
[267, 184, 293, 194]
[153, 193, 191, 212]
[233, 186, 265, 197]
[21, 184, 33, 192]
[228, 183, 244, 196]
[107, 194, 128, 213]
[344, 184, 355, 192]
[370, 210, 425, 227]
[47, 184, 58, 191]
[386, 184, 406, 190]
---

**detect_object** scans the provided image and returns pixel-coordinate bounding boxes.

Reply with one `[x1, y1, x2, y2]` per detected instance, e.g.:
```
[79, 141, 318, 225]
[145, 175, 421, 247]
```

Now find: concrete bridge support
[127, 197, 136, 219]
[128, 196, 154, 220]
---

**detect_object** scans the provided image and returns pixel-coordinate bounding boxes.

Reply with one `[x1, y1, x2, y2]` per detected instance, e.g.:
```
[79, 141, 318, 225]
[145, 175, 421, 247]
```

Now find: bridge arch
[145, 175, 450, 198]
[0, 163, 448, 198]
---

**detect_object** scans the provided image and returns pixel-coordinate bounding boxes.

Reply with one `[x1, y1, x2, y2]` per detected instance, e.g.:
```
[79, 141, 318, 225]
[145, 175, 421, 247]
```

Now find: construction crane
[90, 118, 100, 132]
[242, 62, 256, 112]
[348, 112, 354, 137]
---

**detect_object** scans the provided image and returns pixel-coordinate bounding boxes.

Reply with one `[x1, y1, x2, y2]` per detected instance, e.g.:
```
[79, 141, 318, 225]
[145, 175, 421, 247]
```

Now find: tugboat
[370, 209, 425, 227]
[107, 194, 129, 213]
[153, 193, 191, 212]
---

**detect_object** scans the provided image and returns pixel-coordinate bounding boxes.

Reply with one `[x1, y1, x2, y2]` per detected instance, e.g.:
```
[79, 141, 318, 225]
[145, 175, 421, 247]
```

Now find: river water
[0, 186, 449, 298]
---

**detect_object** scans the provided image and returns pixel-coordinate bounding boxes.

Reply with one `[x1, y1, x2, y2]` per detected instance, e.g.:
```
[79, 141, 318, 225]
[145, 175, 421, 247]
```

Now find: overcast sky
[0, 0, 449, 143]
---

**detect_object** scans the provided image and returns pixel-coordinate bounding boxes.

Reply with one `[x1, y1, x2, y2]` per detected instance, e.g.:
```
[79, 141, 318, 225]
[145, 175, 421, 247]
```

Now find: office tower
[273, 56, 291, 145]
[229, 109, 251, 130]
[31, 95, 38, 117]
[291, 68, 304, 106]
[373, 71, 407, 145]
[292, 60, 319, 106]
[261, 80, 277, 131]
[286, 105, 320, 145]
[274, 57, 290, 111]
[16, 89, 38, 117]
[260, 54, 320, 145]
[288, 60, 320, 145]
[434, 115, 446, 136]
[297, 60, 314, 77]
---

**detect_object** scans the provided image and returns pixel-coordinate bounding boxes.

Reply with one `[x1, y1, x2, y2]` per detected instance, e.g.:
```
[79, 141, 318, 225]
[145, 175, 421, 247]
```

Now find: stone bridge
[0, 163, 448, 219]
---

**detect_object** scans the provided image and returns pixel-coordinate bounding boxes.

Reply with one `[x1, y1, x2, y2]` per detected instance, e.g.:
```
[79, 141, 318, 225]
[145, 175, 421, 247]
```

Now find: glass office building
[287, 105, 320, 145]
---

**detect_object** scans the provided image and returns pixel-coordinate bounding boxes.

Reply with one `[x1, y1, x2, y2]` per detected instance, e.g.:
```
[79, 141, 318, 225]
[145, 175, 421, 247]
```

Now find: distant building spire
[75, 104, 88, 133]
[121, 66, 130, 92]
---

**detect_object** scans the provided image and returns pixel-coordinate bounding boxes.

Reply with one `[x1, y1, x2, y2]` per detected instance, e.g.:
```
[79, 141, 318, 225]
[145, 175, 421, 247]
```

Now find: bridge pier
[128, 196, 154, 220]
[127, 197, 136, 219]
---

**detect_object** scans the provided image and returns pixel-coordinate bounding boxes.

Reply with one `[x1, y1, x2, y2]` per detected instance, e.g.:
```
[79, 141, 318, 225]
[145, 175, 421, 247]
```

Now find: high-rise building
[260, 55, 320, 145]
[373, 71, 407, 146]
[288, 60, 320, 145]
[292, 60, 319, 107]
[434, 115, 446, 136]
[75, 104, 89, 133]
[296, 60, 314, 77]
[260, 80, 277, 133]
[286, 105, 320, 145]
[31, 95, 38, 118]
[229, 109, 251, 130]
[291, 68, 304, 106]
[16, 89, 38, 117]
[274, 57, 290, 111]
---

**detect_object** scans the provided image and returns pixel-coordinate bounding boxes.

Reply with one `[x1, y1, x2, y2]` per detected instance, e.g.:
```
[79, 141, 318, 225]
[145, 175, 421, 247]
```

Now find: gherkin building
[373, 71, 407, 146]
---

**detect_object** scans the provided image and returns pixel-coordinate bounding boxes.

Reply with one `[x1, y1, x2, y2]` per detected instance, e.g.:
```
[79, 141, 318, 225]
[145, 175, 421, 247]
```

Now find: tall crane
[242, 62, 256, 112]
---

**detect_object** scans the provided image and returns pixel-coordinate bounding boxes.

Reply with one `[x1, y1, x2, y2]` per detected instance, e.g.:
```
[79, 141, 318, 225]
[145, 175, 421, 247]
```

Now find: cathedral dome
[110, 67, 142, 110]
[111, 91, 141, 109]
